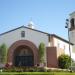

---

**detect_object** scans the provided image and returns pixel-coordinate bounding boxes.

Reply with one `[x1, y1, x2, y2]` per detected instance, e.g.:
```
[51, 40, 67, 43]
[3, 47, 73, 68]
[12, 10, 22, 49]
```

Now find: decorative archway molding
[7, 40, 39, 66]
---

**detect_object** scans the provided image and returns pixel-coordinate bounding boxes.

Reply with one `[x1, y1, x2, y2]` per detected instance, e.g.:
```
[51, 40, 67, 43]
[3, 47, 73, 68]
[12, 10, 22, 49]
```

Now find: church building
[0, 21, 74, 68]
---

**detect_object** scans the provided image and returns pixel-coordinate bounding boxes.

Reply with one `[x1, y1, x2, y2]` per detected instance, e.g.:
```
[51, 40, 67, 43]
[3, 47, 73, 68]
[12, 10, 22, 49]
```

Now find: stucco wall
[69, 12, 75, 43]
[57, 48, 64, 58]
[70, 30, 75, 53]
[0, 27, 49, 49]
[69, 12, 75, 60]
[53, 37, 75, 61]
[0, 27, 49, 66]
[53, 37, 73, 55]
[48, 35, 74, 60]
[70, 30, 75, 44]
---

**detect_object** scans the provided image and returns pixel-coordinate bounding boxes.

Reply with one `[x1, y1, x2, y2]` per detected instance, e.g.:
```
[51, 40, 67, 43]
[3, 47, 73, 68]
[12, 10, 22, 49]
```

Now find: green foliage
[58, 54, 71, 69]
[39, 42, 45, 63]
[0, 44, 7, 63]
[3, 67, 47, 72]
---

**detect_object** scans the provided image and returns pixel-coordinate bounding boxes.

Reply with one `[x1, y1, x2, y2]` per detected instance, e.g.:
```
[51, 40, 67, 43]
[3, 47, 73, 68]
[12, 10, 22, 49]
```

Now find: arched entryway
[14, 46, 34, 66]
[7, 40, 39, 66]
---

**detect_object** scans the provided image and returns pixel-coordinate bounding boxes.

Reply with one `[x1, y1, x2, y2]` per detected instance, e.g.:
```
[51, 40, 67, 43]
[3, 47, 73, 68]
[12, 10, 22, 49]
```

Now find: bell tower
[69, 11, 75, 52]
[70, 12, 75, 31]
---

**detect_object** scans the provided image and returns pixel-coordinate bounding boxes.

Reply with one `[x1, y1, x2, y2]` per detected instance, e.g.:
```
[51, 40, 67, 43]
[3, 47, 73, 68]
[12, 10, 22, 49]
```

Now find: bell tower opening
[70, 18, 75, 29]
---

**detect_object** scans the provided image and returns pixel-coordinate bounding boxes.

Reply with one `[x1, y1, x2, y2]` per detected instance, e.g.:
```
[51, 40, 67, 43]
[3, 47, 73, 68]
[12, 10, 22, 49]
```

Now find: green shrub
[0, 44, 7, 63]
[2, 66, 48, 72]
[39, 42, 45, 63]
[58, 54, 71, 69]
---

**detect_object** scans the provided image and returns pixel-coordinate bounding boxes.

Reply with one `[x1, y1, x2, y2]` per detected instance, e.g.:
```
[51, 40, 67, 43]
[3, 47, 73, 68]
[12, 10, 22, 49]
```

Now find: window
[21, 31, 25, 37]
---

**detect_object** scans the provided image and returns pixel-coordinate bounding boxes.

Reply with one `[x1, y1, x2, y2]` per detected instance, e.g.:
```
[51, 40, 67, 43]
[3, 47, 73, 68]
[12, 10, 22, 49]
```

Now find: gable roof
[0, 25, 73, 45]
[0, 25, 49, 36]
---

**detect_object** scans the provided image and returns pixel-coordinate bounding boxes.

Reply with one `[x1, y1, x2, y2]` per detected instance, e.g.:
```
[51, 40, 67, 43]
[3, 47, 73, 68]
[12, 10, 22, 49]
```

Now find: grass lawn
[0, 72, 75, 75]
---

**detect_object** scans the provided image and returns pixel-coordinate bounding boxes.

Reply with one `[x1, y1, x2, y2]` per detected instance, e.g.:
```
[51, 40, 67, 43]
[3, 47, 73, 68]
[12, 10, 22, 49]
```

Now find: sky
[0, 0, 75, 40]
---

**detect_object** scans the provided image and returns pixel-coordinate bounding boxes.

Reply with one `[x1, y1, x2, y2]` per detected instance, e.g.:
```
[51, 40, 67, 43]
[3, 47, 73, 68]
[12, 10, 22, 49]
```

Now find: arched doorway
[7, 40, 39, 66]
[14, 46, 34, 66]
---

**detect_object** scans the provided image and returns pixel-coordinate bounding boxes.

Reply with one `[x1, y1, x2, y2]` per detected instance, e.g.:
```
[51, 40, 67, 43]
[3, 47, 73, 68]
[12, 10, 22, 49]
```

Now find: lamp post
[65, 19, 72, 71]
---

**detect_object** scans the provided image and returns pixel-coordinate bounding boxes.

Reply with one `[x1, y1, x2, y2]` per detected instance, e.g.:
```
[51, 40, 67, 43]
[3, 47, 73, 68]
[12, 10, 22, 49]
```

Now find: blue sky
[0, 0, 75, 40]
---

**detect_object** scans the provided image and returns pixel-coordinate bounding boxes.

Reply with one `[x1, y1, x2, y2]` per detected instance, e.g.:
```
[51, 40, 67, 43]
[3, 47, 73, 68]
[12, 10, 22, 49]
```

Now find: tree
[39, 42, 45, 63]
[0, 44, 7, 63]
[58, 54, 72, 69]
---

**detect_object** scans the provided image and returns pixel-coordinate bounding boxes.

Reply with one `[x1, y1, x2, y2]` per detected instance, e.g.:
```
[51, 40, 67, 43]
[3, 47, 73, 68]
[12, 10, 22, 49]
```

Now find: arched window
[70, 18, 74, 28]
[21, 31, 25, 37]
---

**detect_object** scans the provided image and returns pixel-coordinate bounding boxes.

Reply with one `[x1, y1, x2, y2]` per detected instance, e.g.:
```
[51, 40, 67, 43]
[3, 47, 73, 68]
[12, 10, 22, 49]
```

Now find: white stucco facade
[70, 30, 75, 53]
[67, 11, 75, 60]
[69, 12, 75, 44]
[53, 37, 72, 55]
[0, 24, 74, 67]
[0, 26, 49, 49]
[51, 36, 75, 60]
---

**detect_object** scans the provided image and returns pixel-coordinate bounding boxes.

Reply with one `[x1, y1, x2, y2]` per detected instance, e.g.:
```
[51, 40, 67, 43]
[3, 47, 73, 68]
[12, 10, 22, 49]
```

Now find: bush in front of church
[39, 42, 45, 64]
[58, 54, 71, 69]
[0, 44, 7, 63]
[2, 66, 47, 72]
